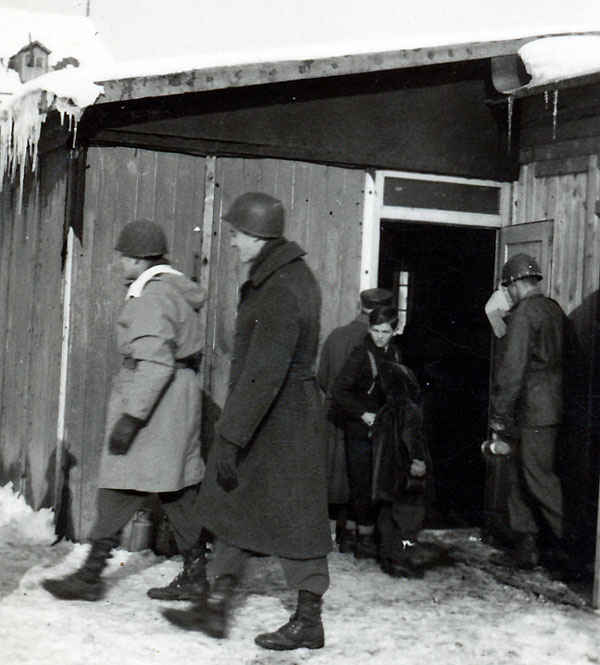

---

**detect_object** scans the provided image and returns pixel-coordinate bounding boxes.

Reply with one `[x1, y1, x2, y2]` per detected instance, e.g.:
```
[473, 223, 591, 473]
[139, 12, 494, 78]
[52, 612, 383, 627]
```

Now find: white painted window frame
[360, 169, 511, 290]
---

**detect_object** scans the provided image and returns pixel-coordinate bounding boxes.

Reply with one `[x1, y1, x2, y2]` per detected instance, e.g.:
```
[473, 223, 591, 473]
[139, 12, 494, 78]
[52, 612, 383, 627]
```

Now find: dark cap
[223, 192, 284, 238]
[360, 288, 393, 309]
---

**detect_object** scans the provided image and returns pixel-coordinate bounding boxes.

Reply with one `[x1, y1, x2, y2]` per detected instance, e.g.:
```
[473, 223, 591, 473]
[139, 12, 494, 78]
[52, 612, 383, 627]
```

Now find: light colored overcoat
[98, 270, 205, 492]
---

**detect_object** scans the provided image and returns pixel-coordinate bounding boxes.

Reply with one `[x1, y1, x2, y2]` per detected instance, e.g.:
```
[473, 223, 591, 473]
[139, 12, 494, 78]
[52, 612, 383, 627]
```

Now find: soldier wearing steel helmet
[163, 192, 331, 651]
[43, 219, 208, 603]
[489, 253, 567, 571]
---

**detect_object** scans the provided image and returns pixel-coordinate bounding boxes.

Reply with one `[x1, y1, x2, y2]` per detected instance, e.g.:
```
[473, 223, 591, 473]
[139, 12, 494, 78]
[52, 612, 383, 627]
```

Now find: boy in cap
[317, 287, 393, 552]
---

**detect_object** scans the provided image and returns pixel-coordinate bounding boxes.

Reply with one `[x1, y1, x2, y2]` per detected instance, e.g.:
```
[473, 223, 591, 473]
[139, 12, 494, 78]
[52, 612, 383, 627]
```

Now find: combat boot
[354, 532, 378, 560]
[513, 533, 540, 569]
[380, 553, 425, 579]
[337, 528, 357, 554]
[491, 533, 539, 570]
[162, 574, 237, 637]
[254, 590, 324, 650]
[42, 538, 114, 601]
[147, 542, 208, 601]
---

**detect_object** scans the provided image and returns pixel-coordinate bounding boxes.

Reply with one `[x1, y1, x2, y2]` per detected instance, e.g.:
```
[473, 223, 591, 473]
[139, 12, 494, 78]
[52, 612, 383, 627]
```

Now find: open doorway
[378, 220, 497, 528]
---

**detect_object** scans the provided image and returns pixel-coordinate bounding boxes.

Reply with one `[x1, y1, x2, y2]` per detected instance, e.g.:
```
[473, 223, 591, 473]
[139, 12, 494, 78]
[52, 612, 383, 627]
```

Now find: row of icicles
[0, 90, 80, 211]
[506, 89, 559, 148]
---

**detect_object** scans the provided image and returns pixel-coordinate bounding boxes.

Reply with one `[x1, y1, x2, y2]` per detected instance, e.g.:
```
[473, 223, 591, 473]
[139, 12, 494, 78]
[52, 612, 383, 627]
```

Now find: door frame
[360, 169, 512, 290]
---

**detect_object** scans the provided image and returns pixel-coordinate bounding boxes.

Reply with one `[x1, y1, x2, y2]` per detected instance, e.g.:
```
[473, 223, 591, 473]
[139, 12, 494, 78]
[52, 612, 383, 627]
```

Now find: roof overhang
[95, 33, 586, 105]
[511, 69, 600, 98]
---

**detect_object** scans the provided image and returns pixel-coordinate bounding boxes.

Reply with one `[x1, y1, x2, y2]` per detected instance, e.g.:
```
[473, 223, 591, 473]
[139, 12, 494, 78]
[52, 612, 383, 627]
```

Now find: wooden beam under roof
[95, 33, 590, 105]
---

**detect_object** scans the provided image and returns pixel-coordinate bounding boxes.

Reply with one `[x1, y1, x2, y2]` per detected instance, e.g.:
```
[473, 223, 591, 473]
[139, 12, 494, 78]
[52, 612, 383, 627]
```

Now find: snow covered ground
[1, 481, 598, 665]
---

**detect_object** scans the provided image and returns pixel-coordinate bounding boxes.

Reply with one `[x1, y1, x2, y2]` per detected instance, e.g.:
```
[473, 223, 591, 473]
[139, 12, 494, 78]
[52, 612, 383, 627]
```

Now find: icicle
[0, 91, 82, 212]
[0, 90, 47, 212]
[552, 89, 559, 140]
[507, 95, 514, 151]
[544, 90, 549, 108]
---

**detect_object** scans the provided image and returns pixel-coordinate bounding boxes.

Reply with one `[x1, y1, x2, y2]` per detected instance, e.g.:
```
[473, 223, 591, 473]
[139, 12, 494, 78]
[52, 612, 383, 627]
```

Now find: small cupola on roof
[9, 40, 51, 83]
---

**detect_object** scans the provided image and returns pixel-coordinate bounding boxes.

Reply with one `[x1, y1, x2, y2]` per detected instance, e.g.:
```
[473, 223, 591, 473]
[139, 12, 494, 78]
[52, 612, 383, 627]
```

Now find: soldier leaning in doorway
[43, 219, 208, 603]
[317, 287, 393, 551]
[487, 253, 579, 578]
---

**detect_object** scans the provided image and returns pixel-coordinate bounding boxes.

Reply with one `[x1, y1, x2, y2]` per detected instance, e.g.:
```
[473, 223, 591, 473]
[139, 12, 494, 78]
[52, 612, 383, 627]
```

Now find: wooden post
[360, 171, 379, 292]
[197, 156, 216, 398]
[594, 478, 600, 608]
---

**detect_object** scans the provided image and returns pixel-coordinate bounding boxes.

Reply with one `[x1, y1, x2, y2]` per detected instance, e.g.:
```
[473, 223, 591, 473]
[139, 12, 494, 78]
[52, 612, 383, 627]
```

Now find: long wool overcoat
[198, 239, 332, 559]
[98, 270, 206, 492]
[317, 315, 369, 504]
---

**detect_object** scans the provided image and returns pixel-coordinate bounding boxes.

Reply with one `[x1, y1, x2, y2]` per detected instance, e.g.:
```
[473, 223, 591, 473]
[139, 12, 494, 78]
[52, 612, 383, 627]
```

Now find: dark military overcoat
[317, 315, 369, 504]
[198, 238, 331, 559]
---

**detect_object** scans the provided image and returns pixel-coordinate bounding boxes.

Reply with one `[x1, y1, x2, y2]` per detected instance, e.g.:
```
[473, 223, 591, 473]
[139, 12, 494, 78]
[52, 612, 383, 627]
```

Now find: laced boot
[512, 533, 540, 569]
[162, 574, 237, 637]
[491, 533, 539, 570]
[354, 531, 378, 560]
[255, 590, 325, 650]
[147, 542, 208, 600]
[42, 538, 114, 601]
[380, 549, 425, 579]
[337, 528, 357, 554]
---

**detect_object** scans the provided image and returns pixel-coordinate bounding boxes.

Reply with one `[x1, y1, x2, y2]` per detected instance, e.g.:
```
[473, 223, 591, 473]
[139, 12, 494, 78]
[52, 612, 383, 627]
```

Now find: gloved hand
[488, 419, 505, 434]
[215, 436, 239, 492]
[109, 414, 144, 455]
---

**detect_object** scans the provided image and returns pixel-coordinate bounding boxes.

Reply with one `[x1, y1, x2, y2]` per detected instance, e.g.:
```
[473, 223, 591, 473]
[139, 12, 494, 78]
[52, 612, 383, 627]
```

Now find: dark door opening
[378, 220, 497, 528]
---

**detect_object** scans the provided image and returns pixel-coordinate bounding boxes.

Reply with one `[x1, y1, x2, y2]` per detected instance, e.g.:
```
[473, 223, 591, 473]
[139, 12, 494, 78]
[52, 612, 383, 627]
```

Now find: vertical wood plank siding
[207, 157, 364, 408]
[0, 148, 66, 508]
[513, 151, 600, 563]
[2, 145, 365, 540]
[66, 147, 206, 537]
[512, 157, 599, 350]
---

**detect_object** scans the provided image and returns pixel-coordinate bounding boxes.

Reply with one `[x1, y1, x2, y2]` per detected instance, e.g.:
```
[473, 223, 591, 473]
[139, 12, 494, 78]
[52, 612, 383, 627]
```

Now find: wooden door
[484, 219, 554, 542]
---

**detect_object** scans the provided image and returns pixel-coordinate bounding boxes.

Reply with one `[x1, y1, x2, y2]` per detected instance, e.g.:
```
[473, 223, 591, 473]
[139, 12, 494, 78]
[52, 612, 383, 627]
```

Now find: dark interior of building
[378, 220, 497, 526]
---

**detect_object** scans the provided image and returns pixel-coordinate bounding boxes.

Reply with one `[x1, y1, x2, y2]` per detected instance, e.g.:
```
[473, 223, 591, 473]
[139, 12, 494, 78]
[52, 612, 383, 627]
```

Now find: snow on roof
[519, 34, 600, 88]
[0, 67, 103, 210]
[0, 8, 113, 71]
[0, 68, 21, 97]
[94, 28, 600, 83]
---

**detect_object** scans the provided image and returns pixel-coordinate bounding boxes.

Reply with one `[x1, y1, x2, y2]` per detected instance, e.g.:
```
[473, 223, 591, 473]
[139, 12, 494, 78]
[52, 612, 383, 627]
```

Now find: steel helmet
[115, 219, 168, 258]
[501, 253, 542, 286]
[223, 192, 284, 238]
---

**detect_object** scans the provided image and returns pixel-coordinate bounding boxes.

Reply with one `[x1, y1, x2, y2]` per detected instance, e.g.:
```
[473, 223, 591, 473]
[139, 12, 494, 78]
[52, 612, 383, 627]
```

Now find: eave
[94, 33, 592, 105]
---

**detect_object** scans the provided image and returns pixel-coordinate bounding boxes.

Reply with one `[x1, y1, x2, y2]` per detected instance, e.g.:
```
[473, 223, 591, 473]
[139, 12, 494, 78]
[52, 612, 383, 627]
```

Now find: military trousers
[508, 425, 564, 540]
[89, 484, 204, 553]
[210, 539, 330, 596]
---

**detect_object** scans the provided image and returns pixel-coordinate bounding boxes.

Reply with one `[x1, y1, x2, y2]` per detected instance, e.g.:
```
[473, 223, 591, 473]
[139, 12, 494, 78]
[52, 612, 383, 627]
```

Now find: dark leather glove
[109, 414, 144, 455]
[215, 436, 239, 492]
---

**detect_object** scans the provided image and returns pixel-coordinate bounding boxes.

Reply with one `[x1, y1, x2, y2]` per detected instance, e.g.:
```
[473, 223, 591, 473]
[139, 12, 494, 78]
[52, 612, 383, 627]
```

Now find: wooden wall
[514, 83, 600, 557]
[65, 146, 207, 538]
[62, 149, 364, 539]
[516, 81, 600, 353]
[87, 62, 514, 182]
[512, 158, 600, 354]
[206, 157, 364, 408]
[0, 146, 67, 509]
